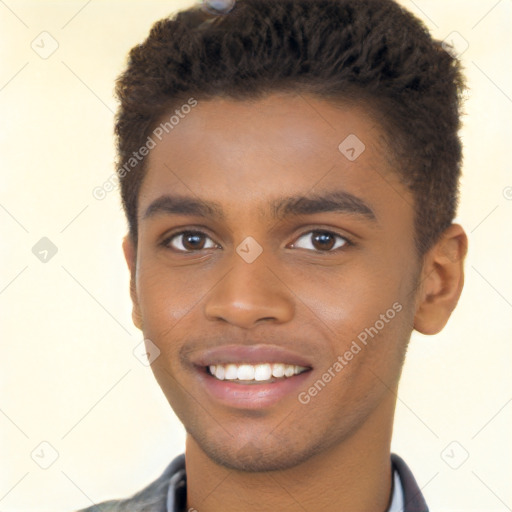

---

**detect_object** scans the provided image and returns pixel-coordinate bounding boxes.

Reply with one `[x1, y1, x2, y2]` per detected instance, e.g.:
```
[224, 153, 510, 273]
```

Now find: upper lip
[190, 344, 313, 368]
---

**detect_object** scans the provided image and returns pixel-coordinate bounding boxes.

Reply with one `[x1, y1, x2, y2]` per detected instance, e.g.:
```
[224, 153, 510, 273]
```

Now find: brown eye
[165, 231, 217, 252]
[292, 230, 348, 252]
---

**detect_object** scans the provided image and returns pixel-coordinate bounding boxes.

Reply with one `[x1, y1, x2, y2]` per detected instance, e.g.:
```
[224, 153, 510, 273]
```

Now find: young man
[80, 0, 467, 510]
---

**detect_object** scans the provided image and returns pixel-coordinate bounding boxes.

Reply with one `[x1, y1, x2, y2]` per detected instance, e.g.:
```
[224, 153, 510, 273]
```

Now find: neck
[185, 395, 396, 512]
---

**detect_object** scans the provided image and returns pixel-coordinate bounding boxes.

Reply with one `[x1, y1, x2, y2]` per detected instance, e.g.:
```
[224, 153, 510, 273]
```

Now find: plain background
[1, 1, 511, 510]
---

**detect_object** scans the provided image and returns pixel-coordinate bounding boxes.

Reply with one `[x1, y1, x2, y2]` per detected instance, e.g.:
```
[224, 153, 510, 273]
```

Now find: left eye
[291, 230, 348, 252]
[164, 231, 217, 252]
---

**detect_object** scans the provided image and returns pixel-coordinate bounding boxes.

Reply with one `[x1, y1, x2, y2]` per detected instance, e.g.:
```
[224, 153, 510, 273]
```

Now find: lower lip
[195, 368, 312, 410]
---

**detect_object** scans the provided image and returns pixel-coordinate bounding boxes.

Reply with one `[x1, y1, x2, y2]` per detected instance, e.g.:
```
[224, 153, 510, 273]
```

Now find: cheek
[135, 259, 200, 341]
[290, 261, 408, 337]
[289, 260, 415, 385]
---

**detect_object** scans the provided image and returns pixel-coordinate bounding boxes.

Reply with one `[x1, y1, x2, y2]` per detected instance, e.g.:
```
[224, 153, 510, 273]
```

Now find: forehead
[148, 93, 383, 165]
[139, 93, 407, 217]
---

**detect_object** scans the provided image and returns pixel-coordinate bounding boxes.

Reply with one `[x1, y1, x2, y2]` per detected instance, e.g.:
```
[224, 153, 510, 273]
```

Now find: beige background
[1, 1, 511, 510]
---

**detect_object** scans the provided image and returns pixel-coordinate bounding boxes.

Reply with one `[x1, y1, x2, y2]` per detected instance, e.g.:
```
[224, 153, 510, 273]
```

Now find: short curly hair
[115, 0, 465, 255]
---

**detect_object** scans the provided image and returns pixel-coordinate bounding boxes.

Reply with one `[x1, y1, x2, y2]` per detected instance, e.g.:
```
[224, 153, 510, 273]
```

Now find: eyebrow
[272, 191, 376, 221]
[142, 191, 377, 222]
[143, 195, 225, 220]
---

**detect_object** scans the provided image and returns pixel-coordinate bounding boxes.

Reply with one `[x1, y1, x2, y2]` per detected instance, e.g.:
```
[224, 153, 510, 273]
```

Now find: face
[126, 93, 423, 472]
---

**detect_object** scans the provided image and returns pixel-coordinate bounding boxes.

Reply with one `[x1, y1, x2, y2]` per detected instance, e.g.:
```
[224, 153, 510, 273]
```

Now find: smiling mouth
[206, 363, 311, 384]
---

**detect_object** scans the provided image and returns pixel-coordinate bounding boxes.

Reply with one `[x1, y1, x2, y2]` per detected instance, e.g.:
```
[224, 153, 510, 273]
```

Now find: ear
[414, 224, 468, 335]
[122, 234, 143, 330]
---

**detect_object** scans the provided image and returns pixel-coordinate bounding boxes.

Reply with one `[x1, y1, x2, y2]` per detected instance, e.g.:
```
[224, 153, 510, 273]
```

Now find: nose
[203, 254, 295, 329]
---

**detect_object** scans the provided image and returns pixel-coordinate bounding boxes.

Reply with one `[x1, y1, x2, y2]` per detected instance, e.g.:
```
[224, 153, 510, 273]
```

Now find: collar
[388, 469, 404, 512]
[166, 464, 186, 511]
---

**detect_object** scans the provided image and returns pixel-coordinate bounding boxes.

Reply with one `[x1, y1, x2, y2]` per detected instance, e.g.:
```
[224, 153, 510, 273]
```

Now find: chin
[189, 429, 326, 473]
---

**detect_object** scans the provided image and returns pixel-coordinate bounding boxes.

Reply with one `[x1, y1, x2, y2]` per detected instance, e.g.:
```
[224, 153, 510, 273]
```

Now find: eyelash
[160, 228, 353, 254]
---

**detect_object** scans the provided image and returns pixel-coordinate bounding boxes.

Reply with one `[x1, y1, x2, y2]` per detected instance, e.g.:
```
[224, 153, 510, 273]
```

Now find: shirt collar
[166, 466, 186, 512]
[388, 469, 405, 512]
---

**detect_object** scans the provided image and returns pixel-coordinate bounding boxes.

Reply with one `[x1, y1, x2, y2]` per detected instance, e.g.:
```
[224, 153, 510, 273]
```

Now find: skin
[122, 92, 467, 511]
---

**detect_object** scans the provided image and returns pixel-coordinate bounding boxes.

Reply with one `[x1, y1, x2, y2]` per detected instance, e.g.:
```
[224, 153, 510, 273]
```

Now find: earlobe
[122, 235, 143, 330]
[122, 234, 136, 275]
[413, 224, 468, 335]
[131, 304, 143, 330]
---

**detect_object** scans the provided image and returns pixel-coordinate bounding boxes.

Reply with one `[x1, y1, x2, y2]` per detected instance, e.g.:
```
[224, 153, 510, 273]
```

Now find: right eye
[162, 230, 218, 252]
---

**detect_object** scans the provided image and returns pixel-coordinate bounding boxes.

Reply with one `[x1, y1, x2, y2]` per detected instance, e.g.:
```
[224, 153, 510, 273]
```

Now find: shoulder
[75, 454, 186, 512]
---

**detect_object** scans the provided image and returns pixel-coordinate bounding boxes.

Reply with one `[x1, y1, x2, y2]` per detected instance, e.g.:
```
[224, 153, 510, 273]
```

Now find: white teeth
[272, 364, 285, 378]
[214, 365, 225, 380]
[225, 364, 238, 380]
[237, 364, 255, 380]
[254, 364, 272, 381]
[208, 363, 309, 381]
[284, 365, 295, 377]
